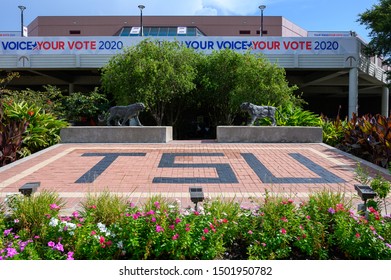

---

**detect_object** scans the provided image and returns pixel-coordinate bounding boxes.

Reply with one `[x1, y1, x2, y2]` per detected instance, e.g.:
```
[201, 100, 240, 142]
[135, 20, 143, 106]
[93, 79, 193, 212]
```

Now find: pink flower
[281, 228, 287, 235]
[4, 228, 13, 237]
[55, 242, 64, 252]
[172, 234, 179, 240]
[67, 251, 74, 260]
[194, 211, 200, 216]
[48, 241, 55, 248]
[72, 211, 79, 218]
[50, 203, 60, 210]
[91, 231, 96, 236]
[261, 243, 266, 247]
[154, 201, 160, 208]
[175, 218, 181, 224]
[151, 217, 157, 223]
[169, 224, 175, 230]
[306, 215, 311, 220]
[90, 205, 97, 209]
[336, 203, 344, 212]
[281, 217, 288, 222]
[156, 225, 164, 233]
[248, 230, 253, 234]
[355, 233, 361, 239]
[201, 236, 206, 241]
[203, 228, 209, 234]
[99, 236, 105, 244]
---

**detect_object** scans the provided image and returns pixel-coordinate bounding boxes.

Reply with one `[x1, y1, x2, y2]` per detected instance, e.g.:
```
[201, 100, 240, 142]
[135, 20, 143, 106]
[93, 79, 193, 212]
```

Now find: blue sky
[0, 0, 379, 41]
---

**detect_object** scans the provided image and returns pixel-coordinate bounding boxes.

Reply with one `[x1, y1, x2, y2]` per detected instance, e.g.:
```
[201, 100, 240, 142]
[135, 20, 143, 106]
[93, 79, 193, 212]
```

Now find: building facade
[0, 15, 389, 119]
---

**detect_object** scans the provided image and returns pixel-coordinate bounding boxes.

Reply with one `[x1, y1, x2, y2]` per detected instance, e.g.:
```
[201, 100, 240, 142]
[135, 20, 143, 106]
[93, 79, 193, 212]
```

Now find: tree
[358, 0, 391, 76]
[197, 49, 301, 125]
[101, 39, 198, 126]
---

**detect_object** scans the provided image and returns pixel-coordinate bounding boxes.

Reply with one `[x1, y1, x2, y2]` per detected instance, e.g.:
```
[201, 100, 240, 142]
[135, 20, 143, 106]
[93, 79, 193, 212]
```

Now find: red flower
[27, 111, 34, 117]
[201, 236, 206, 241]
[281, 228, 287, 235]
[355, 233, 361, 239]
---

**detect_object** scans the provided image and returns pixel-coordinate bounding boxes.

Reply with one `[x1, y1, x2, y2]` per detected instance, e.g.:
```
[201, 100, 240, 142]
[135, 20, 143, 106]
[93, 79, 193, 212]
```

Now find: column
[348, 67, 358, 119]
[382, 86, 389, 117]
[69, 83, 74, 94]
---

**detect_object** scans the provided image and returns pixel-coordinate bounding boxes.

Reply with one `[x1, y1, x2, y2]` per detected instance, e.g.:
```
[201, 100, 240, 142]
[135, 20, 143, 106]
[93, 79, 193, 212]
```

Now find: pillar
[382, 86, 389, 117]
[69, 83, 74, 94]
[348, 67, 358, 119]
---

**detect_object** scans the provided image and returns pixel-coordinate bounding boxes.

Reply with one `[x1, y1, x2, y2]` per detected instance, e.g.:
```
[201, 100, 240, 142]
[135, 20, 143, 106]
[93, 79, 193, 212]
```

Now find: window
[69, 30, 81, 35]
[239, 30, 251, 35]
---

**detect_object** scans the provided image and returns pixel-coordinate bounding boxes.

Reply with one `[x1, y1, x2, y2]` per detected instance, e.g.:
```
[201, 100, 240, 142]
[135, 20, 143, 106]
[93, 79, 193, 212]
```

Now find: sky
[0, 0, 380, 41]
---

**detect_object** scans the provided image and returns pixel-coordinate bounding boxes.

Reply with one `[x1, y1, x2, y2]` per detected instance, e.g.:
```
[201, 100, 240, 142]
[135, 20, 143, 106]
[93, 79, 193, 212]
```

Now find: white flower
[117, 241, 123, 249]
[49, 217, 59, 227]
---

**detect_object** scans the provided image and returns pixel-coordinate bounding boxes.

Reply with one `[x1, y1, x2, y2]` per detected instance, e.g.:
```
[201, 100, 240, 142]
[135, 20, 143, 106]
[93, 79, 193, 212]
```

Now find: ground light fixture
[138, 4, 145, 36]
[19, 182, 40, 196]
[189, 187, 204, 211]
[354, 184, 377, 216]
[258, 4, 266, 37]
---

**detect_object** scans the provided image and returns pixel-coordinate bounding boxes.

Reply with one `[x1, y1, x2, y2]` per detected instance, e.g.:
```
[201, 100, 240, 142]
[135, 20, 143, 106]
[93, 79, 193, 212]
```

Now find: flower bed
[1, 191, 391, 260]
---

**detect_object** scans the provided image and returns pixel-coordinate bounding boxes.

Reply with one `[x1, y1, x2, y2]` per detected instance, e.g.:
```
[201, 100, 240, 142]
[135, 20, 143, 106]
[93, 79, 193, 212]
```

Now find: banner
[0, 36, 359, 56]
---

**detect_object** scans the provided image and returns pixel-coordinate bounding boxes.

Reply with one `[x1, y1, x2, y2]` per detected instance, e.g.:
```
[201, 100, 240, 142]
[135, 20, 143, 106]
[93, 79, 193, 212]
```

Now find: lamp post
[258, 5, 266, 37]
[18, 5, 26, 37]
[138, 4, 145, 36]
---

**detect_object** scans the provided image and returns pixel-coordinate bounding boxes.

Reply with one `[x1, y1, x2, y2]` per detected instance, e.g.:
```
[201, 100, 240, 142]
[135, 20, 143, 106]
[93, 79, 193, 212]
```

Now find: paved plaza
[1, 141, 390, 213]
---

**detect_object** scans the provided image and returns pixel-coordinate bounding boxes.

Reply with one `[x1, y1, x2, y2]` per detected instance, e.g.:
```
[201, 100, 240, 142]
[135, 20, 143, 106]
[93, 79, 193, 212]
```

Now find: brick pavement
[1, 141, 390, 214]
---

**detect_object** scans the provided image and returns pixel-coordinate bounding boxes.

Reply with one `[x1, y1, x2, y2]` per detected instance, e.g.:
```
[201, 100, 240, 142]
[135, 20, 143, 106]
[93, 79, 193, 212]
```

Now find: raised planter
[217, 126, 322, 143]
[60, 126, 173, 143]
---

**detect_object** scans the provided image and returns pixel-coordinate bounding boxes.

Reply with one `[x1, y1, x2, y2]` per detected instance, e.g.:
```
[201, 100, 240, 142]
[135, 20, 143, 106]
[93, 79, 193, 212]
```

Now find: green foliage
[1, 191, 391, 260]
[0, 102, 28, 166]
[339, 113, 391, 168]
[275, 104, 321, 126]
[1, 85, 64, 117]
[79, 191, 130, 225]
[3, 101, 68, 157]
[62, 88, 109, 122]
[101, 39, 198, 126]
[358, 0, 391, 78]
[5, 191, 65, 237]
[321, 115, 347, 147]
[197, 49, 301, 125]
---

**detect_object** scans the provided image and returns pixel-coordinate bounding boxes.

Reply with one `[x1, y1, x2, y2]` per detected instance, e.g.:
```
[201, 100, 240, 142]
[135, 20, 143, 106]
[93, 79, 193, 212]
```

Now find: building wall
[28, 15, 307, 37]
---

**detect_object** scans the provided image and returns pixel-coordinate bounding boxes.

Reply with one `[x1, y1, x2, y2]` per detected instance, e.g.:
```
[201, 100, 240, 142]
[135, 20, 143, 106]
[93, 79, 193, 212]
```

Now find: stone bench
[216, 126, 322, 143]
[60, 126, 173, 143]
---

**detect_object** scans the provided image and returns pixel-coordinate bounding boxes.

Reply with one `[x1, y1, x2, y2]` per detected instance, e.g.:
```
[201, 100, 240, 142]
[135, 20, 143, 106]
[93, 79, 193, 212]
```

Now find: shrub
[321, 115, 347, 147]
[61, 88, 109, 124]
[3, 101, 68, 157]
[0, 102, 28, 166]
[1, 191, 391, 260]
[340, 113, 391, 168]
[276, 104, 321, 127]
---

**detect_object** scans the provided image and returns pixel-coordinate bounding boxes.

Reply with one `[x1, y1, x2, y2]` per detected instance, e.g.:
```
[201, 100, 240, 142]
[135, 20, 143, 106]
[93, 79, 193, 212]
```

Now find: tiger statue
[240, 102, 280, 126]
[105, 102, 145, 126]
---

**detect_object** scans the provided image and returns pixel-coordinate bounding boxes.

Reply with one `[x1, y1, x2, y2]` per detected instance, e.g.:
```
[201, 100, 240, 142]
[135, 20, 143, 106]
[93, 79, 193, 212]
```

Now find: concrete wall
[217, 126, 323, 143]
[60, 126, 173, 143]
[28, 15, 307, 37]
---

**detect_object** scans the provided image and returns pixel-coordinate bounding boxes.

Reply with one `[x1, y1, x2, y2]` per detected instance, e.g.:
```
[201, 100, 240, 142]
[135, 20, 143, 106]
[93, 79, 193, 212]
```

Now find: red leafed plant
[0, 103, 28, 167]
[340, 113, 391, 168]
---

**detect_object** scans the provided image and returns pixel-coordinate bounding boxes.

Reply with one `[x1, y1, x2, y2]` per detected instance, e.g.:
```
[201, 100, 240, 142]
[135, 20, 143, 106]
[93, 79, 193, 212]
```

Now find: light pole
[259, 5, 266, 37]
[138, 4, 145, 36]
[18, 5, 26, 37]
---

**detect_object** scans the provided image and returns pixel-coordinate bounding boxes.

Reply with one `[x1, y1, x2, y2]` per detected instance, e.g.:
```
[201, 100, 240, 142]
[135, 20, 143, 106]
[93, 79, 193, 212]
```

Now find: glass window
[149, 27, 159, 36]
[158, 27, 168, 36]
[168, 27, 177, 36]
